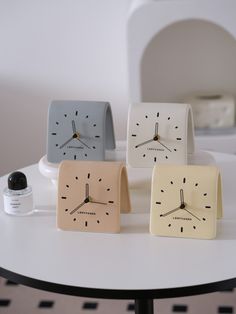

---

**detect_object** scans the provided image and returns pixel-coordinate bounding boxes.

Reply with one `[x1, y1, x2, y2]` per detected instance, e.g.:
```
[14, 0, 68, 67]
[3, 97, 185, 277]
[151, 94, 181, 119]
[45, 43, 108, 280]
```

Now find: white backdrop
[0, 0, 132, 175]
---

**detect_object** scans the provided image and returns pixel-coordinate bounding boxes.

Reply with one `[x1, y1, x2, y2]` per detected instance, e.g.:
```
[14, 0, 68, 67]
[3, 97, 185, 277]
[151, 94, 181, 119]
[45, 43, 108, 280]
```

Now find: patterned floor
[0, 276, 235, 313]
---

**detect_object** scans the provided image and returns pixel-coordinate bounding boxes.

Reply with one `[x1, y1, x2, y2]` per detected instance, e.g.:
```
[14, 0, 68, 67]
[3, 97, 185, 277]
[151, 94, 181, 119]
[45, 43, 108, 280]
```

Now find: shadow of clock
[215, 220, 236, 240]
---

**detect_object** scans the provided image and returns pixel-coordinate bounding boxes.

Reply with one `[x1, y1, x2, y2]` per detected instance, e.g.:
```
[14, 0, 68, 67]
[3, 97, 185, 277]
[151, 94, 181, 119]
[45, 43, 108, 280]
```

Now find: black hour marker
[85, 115, 89, 118]
[205, 206, 211, 208]
[136, 123, 139, 126]
[203, 218, 206, 221]
[145, 115, 148, 118]
[75, 110, 78, 116]
[61, 196, 67, 199]
[175, 126, 178, 129]
[154, 157, 157, 162]
[63, 152, 66, 155]
[56, 122, 59, 125]
[181, 227, 183, 232]
[98, 178, 102, 182]
[93, 124, 96, 127]
[66, 185, 69, 188]
[85, 221, 88, 227]
[171, 181, 173, 184]
[108, 201, 114, 204]
[97, 220, 100, 224]
[165, 156, 168, 159]
[73, 218, 76, 221]
[156, 202, 161, 204]
[132, 134, 137, 137]
[95, 135, 100, 138]
[183, 178, 186, 183]
[204, 193, 207, 196]
[106, 212, 109, 215]
[157, 112, 159, 117]
[87, 173, 90, 179]
[56, 144, 59, 147]
[65, 209, 68, 212]
[75, 176, 78, 180]
[85, 154, 87, 157]
[168, 224, 171, 227]
[193, 226, 196, 229]
[195, 183, 198, 186]
[177, 138, 182, 140]
[64, 114, 67, 117]
[92, 146, 96, 149]
[107, 188, 110, 191]
[174, 149, 177, 151]
[168, 117, 170, 120]
[51, 133, 57, 135]
[74, 155, 76, 160]
[161, 189, 164, 193]
[143, 154, 146, 157]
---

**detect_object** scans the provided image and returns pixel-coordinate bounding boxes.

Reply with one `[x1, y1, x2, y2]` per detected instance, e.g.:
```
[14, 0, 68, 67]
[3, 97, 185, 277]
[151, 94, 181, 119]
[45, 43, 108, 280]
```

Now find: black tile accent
[127, 303, 135, 311]
[82, 302, 98, 310]
[38, 300, 54, 308]
[173, 304, 188, 312]
[218, 306, 234, 313]
[0, 299, 11, 307]
[5, 279, 18, 285]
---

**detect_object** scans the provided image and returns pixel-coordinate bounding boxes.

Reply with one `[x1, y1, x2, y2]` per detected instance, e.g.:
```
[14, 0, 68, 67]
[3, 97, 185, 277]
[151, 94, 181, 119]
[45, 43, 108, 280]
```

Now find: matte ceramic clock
[185, 94, 235, 129]
[47, 100, 116, 163]
[57, 160, 131, 233]
[150, 164, 223, 239]
[127, 103, 195, 167]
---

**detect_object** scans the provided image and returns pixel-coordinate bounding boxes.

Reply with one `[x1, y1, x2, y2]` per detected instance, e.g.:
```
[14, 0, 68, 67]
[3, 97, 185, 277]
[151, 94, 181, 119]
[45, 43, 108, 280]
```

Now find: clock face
[57, 161, 120, 233]
[127, 104, 189, 167]
[150, 165, 219, 239]
[47, 101, 107, 163]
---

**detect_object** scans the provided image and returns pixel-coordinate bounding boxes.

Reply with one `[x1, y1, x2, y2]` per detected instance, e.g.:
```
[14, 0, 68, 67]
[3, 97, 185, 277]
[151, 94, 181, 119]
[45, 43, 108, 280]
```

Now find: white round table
[0, 152, 236, 314]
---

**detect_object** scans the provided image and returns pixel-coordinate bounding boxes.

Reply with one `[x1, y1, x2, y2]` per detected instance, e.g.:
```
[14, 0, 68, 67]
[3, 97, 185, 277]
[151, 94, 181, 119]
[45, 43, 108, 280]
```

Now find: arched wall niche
[140, 19, 236, 103]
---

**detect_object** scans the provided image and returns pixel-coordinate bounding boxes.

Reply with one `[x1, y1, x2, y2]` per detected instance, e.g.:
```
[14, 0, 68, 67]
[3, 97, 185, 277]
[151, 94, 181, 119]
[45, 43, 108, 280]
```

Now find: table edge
[0, 266, 235, 300]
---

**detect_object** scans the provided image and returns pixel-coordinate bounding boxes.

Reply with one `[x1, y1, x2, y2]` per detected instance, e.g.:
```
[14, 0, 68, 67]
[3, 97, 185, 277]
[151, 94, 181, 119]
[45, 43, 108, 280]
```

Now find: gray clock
[47, 100, 116, 163]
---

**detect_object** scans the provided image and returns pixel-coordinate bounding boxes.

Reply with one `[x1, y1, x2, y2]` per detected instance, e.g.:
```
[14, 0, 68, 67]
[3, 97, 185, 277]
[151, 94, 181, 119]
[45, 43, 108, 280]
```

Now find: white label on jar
[3, 194, 33, 215]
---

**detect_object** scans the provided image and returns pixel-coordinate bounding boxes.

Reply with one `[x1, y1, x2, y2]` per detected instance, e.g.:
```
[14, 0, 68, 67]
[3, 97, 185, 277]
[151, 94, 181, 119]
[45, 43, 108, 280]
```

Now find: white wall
[0, 0, 132, 175]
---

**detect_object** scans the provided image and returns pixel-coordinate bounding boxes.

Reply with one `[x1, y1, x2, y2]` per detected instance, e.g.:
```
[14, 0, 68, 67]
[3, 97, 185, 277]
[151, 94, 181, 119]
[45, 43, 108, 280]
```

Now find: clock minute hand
[70, 200, 86, 215]
[160, 206, 181, 217]
[135, 138, 154, 148]
[77, 138, 91, 149]
[59, 135, 75, 149]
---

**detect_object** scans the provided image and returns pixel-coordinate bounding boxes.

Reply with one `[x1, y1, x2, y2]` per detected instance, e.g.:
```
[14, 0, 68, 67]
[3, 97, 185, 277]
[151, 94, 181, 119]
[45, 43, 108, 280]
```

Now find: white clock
[127, 103, 195, 167]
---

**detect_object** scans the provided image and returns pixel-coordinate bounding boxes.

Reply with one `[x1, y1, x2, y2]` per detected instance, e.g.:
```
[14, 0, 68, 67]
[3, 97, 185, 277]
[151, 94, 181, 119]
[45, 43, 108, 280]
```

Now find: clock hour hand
[155, 122, 159, 136]
[135, 138, 154, 148]
[180, 189, 185, 209]
[72, 120, 76, 134]
[85, 183, 89, 198]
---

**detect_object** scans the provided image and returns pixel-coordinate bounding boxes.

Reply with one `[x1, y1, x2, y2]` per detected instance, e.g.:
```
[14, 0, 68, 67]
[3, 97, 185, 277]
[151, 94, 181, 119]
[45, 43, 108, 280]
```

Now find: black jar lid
[8, 171, 28, 190]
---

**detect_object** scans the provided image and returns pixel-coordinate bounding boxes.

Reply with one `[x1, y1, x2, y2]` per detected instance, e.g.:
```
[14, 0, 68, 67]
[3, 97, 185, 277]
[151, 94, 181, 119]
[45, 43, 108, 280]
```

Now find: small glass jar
[3, 171, 33, 216]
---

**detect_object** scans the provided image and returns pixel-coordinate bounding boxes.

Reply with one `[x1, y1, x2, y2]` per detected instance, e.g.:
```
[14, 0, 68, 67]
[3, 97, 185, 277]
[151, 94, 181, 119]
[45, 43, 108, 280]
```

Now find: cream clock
[57, 160, 131, 233]
[127, 103, 195, 167]
[150, 164, 223, 239]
